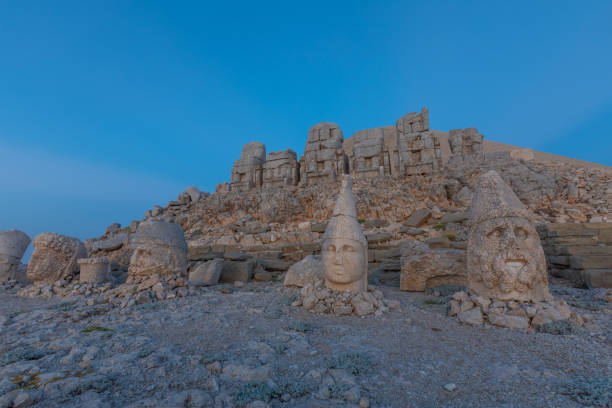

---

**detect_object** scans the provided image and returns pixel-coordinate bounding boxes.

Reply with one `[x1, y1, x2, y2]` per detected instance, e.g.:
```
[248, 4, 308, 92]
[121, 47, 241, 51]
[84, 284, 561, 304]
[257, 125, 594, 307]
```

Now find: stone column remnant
[467, 170, 552, 302]
[128, 220, 187, 277]
[350, 127, 391, 178]
[321, 175, 368, 292]
[448, 128, 484, 164]
[396, 107, 442, 175]
[300, 122, 347, 185]
[262, 149, 300, 188]
[78, 257, 111, 283]
[27, 233, 87, 284]
[229, 142, 266, 192]
[0, 230, 31, 281]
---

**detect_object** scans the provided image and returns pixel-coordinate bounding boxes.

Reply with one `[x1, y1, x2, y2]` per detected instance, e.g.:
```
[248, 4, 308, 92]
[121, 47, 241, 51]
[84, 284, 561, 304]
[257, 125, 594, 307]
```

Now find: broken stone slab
[92, 233, 128, 252]
[582, 269, 612, 288]
[78, 257, 111, 283]
[488, 313, 530, 329]
[27, 233, 87, 284]
[405, 209, 431, 228]
[365, 232, 392, 244]
[223, 252, 252, 261]
[399, 227, 426, 235]
[440, 212, 469, 224]
[458, 307, 483, 325]
[400, 241, 466, 291]
[0, 230, 31, 281]
[219, 260, 255, 283]
[283, 255, 323, 288]
[311, 222, 328, 233]
[188, 259, 223, 286]
[256, 258, 291, 271]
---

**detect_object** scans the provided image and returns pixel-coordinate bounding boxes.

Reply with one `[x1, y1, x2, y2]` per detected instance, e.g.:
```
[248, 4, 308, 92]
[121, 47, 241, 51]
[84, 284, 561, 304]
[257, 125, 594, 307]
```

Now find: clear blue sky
[1, 1, 611, 252]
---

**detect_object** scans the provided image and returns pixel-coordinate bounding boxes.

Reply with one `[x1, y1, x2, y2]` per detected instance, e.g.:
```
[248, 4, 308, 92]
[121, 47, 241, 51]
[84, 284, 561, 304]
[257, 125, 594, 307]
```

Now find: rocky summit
[1, 107, 611, 407]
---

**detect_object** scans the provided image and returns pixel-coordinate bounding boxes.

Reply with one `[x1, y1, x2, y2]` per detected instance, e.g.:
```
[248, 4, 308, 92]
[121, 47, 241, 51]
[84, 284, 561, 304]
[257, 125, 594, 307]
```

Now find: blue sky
[1, 1, 611, 253]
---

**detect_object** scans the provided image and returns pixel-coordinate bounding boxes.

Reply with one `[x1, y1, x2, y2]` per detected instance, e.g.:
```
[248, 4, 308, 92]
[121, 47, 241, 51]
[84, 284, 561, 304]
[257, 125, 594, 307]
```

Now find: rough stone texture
[27, 233, 86, 284]
[78, 257, 111, 283]
[128, 220, 187, 278]
[0, 230, 30, 281]
[467, 170, 551, 302]
[488, 313, 530, 329]
[92, 233, 128, 252]
[300, 122, 347, 185]
[405, 209, 431, 228]
[448, 128, 484, 164]
[400, 241, 466, 291]
[230, 142, 266, 192]
[322, 176, 368, 293]
[538, 223, 612, 288]
[262, 149, 299, 189]
[396, 108, 442, 175]
[220, 260, 255, 283]
[350, 127, 390, 178]
[283, 255, 323, 288]
[188, 259, 223, 285]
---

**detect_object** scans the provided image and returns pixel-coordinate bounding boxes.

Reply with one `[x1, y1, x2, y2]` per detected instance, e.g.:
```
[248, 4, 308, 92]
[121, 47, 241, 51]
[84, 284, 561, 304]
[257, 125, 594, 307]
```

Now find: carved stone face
[468, 216, 550, 301]
[128, 244, 186, 277]
[322, 238, 366, 292]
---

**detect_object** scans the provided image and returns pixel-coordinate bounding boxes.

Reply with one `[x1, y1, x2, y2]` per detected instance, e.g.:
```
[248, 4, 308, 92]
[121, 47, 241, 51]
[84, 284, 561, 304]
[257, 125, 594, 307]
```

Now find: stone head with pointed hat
[322, 175, 368, 292]
[467, 170, 551, 302]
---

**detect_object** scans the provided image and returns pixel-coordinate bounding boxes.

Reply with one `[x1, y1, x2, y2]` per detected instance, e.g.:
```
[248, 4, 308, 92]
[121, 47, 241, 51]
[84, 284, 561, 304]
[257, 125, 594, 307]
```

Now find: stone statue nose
[334, 252, 343, 265]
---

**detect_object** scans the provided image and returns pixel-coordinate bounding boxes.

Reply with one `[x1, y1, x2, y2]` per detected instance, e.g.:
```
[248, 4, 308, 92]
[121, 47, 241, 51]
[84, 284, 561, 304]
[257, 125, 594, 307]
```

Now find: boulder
[128, 220, 187, 277]
[405, 209, 431, 228]
[220, 260, 255, 283]
[189, 259, 223, 286]
[27, 233, 86, 284]
[283, 255, 324, 287]
[400, 241, 466, 291]
[0, 230, 31, 281]
[488, 313, 530, 329]
[458, 308, 483, 325]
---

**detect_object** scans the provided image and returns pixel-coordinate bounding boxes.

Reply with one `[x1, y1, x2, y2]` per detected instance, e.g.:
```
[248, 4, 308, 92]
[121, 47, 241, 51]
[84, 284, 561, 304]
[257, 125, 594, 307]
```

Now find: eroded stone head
[322, 176, 368, 292]
[128, 220, 187, 277]
[467, 171, 551, 302]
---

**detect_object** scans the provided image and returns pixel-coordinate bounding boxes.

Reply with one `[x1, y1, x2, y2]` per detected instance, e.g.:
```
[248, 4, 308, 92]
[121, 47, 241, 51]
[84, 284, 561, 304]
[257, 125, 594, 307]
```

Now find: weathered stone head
[467, 171, 551, 302]
[0, 230, 31, 281]
[27, 233, 86, 284]
[322, 175, 368, 292]
[128, 220, 187, 277]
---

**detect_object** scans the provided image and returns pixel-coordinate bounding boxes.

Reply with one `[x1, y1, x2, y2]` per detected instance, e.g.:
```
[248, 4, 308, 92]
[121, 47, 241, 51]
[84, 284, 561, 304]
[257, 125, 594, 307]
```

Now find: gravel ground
[0, 281, 610, 408]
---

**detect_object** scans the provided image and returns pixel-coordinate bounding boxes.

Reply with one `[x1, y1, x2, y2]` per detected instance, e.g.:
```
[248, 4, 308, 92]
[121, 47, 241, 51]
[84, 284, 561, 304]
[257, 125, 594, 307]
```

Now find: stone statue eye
[328, 245, 336, 252]
[488, 228, 503, 238]
[514, 227, 528, 240]
[343, 245, 355, 252]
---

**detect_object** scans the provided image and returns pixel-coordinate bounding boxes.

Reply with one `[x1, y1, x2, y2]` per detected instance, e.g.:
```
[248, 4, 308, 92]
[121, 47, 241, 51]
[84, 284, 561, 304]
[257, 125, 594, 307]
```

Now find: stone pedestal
[78, 257, 111, 283]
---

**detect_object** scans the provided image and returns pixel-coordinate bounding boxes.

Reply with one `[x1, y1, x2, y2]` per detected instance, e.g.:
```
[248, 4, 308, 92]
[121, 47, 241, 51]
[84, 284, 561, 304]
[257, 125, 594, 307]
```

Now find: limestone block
[0, 230, 31, 281]
[283, 255, 323, 288]
[458, 308, 483, 325]
[467, 171, 551, 302]
[582, 269, 612, 288]
[488, 313, 530, 329]
[220, 260, 255, 283]
[78, 257, 111, 283]
[27, 233, 86, 284]
[128, 220, 187, 277]
[92, 233, 128, 252]
[400, 241, 467, 291]
[405, 209, 431, 228]
[189, 259, 223, 286]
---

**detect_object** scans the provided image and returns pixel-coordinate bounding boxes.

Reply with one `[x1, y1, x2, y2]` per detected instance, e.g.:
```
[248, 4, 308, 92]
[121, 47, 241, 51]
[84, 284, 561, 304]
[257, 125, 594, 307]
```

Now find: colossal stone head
[322, 175, 368, 292]
[128, 220, 187, 277]
[467, 171, 551, 302]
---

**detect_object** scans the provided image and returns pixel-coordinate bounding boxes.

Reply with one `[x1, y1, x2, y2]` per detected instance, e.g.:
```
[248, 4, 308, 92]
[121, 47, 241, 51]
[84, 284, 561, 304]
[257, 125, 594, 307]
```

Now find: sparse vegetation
[288, 321, 314, 333]
[327, 351, 374, 375]
[433, 223, 447, 230]
[444, 233, 457, 241]
[328, 383, 351, 399]
[536, 320, 582, 335]
[423, 298, 446, 305]
[234, 382, 276, 407]
[0, 347, 51, 367]
[559, 376, 611, 407]
[81, 326, 113, 333]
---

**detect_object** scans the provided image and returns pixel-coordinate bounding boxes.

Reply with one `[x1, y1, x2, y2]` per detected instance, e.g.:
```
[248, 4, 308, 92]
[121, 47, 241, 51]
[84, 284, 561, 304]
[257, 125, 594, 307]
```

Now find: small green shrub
[81, 326, 113, 333]
[444, 233, 457, 241]
[357, 219, 366, 224]
[234, 382, 276, 407]
[328, 383, 351, 399]
[288, 321, 315, 333]
[327, 351, 374, 375]
[433, 223, 447, 230]
[423, 298, 446, 305]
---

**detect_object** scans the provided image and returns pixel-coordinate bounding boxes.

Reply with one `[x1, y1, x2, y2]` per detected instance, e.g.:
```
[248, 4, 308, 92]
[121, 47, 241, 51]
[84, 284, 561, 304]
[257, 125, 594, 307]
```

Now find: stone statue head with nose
[467, 171, 551, 302]
[321, 175, 368, 293]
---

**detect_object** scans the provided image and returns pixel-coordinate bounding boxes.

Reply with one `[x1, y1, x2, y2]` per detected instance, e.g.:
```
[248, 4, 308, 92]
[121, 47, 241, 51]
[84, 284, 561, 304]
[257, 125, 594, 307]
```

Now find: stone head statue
[322, 175, 368, 292]
[467, 171, 551, 302]
[128, 220, 187, 277]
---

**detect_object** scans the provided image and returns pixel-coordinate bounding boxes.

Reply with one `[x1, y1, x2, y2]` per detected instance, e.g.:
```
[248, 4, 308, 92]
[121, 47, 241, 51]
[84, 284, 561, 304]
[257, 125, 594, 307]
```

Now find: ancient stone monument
[321, 175, 368, 292]
[448, 128, 484, 164]
[467, 170, 551, 302]
[350, 127, 391, 178]
[396, 108, 442, 175]
[27, 233, 87, 284]
[0, 230, 31, 281]
[128, 220, 187, 277]
[262, 149, 299, 188]
[230, 142, 266, 191]
[300, 122, 347, 185]
[78, 257, 111, 283]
